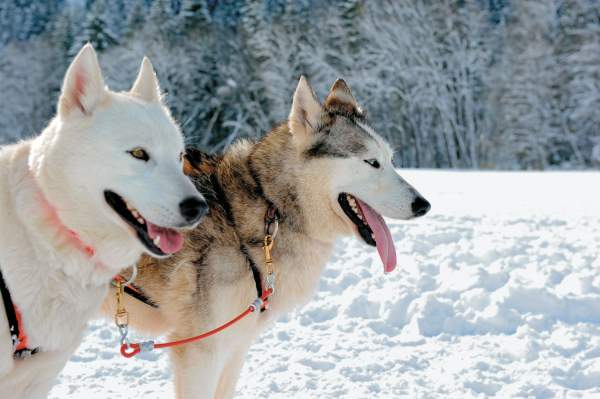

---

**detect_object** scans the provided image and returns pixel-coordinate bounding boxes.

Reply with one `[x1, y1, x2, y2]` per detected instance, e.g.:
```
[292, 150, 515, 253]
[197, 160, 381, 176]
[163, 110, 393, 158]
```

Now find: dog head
[289, 77, 430, 272]
[29, 45, 206, 267]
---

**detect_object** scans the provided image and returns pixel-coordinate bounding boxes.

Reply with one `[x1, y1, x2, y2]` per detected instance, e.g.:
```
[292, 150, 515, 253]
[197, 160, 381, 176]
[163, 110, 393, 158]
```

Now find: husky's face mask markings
[34, 46, 206, 258]
[290, 77, 431, 272]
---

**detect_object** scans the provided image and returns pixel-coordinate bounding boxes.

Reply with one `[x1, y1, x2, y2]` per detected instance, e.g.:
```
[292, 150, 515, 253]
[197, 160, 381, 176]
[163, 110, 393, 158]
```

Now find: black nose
[179, 196, 208, 224]
[411, 196, 431, 217]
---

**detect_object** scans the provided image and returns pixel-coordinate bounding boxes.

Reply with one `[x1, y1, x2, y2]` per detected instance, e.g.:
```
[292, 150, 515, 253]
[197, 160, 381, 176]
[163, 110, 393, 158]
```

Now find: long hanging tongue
[147, 222, 184, 254]
[355, 199, 397, 273]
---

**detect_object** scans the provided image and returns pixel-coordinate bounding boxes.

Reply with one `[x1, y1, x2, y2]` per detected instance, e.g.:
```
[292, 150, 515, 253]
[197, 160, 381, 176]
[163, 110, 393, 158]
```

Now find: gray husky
[104, 77, 430, 398]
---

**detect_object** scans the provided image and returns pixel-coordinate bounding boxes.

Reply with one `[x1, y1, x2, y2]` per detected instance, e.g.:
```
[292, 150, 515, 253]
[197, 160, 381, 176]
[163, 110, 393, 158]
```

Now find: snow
[50, 171, 600, 398]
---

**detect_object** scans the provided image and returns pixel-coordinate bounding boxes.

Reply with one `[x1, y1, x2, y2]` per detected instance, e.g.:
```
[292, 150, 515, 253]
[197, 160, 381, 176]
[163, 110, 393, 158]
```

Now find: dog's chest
[0, 239, 108, 352]
[269, 237, 334, 313]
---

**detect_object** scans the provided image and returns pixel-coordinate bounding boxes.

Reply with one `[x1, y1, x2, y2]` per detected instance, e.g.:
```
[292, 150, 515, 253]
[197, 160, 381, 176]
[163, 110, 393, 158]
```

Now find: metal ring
[124, 264, 138, 286]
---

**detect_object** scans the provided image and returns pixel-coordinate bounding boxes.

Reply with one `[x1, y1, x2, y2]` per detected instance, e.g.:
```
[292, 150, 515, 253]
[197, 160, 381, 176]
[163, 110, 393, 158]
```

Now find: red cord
[120, 289, 273, 358]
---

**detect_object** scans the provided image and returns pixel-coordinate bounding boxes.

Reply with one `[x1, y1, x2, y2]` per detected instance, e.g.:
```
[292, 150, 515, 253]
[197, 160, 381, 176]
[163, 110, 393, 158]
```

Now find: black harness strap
[123, 284, 159, 309]
[0, 267, 39, 358]
[0, 268, 19, 346]
[112, 277, 159, 309]
[240, 244, 263, 300]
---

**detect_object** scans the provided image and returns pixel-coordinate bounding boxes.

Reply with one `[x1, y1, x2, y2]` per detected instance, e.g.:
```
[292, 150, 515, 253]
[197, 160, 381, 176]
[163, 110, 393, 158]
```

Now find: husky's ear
[58, 44, 106, 117]
[289, 76, 321, 138]
[324, 79, 364, 118]
[183, 147, 216, 177]
[130, 56, 161, 102]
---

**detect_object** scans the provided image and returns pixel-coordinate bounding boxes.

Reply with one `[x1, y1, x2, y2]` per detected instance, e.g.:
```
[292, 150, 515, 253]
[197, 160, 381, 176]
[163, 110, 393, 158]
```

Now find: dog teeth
[153, 236, 161, 246]
[137, 217, 145, 224]
[132, 210, 139, 218]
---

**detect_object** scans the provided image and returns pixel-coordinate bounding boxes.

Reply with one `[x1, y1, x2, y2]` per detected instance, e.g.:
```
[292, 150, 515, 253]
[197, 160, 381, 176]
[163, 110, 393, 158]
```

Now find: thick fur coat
[104, 77, 430, 398]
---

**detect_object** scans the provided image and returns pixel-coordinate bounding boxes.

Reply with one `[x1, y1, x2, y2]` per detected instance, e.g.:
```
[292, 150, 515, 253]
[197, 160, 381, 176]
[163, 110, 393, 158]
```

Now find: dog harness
[114, 203, 280, 358]
[114, 205, 280, 312]
[0, 267, 39, 358]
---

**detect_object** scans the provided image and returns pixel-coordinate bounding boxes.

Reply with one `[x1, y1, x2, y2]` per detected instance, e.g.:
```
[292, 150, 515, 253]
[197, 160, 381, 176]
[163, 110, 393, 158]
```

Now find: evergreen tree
[126, 0, 147, 36]
[71, 1, 118, 54]
[181, 0, 211, 30]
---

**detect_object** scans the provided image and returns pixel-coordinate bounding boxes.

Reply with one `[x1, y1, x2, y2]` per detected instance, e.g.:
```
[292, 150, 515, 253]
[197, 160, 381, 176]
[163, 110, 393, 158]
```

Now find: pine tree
[51, 7, 75, 55]
[181, 0, 211, 30]
[71, 1, 118, 54]
[126, 0, 147, 36]
[104, 0, 128, 39]
[148, 0, 176, 37]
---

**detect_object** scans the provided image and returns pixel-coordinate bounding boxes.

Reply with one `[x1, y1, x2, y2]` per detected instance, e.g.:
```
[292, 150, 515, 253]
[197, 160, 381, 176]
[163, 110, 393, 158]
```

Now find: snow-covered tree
[1, 0, 599, 169]
[556, 0, 600, 166]
[71, 1, 118, 54]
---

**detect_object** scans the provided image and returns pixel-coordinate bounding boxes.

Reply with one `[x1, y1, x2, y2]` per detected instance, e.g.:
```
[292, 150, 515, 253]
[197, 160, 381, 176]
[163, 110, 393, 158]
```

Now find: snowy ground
[50, 171, 600, 398]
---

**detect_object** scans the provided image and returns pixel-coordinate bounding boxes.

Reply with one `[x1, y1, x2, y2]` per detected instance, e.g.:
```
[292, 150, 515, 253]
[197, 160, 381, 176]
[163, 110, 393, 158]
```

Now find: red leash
[119, 288, 273, 358]
[116, 233, 278, 359]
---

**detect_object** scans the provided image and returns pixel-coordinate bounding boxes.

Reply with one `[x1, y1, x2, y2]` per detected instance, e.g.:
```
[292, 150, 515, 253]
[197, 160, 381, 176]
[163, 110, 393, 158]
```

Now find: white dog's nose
[179, 196, 208, 224]
[411, 196, 431, 217]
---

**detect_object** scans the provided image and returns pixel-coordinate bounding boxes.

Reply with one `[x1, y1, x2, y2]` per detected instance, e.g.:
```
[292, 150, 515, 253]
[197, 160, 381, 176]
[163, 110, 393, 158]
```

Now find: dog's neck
[206, 123, 344, 247]
[29, 173, 103, 268]
[247, 124, 307, 234]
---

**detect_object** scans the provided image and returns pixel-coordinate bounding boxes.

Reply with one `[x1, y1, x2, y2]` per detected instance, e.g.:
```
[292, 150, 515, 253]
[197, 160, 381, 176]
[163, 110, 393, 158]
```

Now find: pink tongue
[147, 222, 184, 254]
[356, 199, 397, 273]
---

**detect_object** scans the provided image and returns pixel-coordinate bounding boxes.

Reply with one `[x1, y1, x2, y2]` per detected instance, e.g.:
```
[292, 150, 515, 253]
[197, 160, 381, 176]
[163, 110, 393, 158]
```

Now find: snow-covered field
[50, 171, 600, 398]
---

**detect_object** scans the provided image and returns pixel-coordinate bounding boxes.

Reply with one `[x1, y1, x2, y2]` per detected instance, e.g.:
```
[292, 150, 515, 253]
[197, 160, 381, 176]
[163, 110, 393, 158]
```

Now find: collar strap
[32, 175, 101, 264]
[0, 267, 39, 358]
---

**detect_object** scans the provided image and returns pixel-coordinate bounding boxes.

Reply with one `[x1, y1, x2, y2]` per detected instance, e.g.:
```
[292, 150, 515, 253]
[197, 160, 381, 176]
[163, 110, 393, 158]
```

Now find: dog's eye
[364, 159, 380, 169]
[129, 147, 149, 162]
[179, 152, 184, 163]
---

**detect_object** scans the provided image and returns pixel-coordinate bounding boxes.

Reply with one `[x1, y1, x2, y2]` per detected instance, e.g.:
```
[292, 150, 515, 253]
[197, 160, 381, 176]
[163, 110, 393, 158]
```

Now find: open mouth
[338, 193, 397, 273]
[104, 191, 184, 257]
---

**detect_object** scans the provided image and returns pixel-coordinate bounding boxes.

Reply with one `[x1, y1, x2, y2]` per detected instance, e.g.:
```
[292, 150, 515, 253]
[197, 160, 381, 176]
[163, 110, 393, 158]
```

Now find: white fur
[0, 44, 200, 398]
[334, 121, 421, 220]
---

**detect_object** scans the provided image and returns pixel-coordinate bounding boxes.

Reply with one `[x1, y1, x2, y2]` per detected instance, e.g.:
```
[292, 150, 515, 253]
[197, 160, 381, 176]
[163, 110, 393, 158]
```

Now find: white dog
[0, 44, 206, 398]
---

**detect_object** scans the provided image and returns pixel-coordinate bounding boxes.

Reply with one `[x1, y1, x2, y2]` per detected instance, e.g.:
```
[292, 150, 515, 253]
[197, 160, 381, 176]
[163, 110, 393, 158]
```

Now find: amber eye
[128, 147, 149, 162]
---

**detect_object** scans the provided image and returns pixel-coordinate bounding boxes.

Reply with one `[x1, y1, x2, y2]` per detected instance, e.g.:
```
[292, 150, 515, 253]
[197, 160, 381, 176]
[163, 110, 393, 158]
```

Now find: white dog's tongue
[147, 223, 184, 254]
[356, 199, 397, 273]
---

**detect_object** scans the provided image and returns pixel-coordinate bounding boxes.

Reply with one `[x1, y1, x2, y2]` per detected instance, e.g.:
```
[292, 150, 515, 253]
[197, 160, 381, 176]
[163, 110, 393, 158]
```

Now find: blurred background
[0, 0, 598, 169]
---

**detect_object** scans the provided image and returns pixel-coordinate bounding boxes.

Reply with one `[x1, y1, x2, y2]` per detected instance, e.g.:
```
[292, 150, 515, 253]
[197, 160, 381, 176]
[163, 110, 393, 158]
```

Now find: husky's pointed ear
[289, 76, 321, 137]
[58, 44, 106, 117]
[130, 56, 161, 102]
[324, 79, 364, 118]
[183, 147, 217, 177]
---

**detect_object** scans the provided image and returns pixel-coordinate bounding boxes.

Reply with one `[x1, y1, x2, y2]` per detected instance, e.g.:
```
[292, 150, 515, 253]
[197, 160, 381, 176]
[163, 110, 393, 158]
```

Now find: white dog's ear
[58, 44, 106, 117]
[130, 57, 161, 102]
[289, 76, 321, 138]
[324, 79, 363, 117]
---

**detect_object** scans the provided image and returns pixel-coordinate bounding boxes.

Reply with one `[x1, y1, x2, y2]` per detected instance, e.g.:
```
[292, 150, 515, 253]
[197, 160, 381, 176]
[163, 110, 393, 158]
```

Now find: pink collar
[32, 176, 104, 267]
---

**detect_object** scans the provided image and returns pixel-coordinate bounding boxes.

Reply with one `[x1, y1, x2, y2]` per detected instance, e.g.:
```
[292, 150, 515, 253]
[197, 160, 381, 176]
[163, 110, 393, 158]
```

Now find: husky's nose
[411, 197, 431, 217]
[179, 196, 208, 224]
